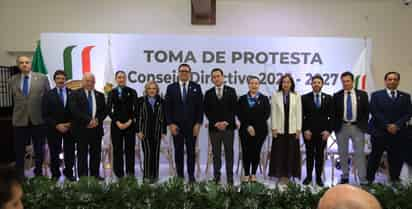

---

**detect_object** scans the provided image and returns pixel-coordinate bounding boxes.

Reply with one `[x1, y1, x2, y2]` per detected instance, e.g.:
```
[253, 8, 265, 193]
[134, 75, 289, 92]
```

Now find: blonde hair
[144, 80, 160, 95]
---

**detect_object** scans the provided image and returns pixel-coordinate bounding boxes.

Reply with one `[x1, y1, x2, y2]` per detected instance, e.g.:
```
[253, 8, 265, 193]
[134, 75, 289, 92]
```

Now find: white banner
[41, 33, 374, 96]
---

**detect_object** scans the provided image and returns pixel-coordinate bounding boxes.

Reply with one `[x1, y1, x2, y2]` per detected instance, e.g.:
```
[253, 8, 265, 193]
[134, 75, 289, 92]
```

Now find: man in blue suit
[165, 63, 203, 183]
[367, 72, 412, 183]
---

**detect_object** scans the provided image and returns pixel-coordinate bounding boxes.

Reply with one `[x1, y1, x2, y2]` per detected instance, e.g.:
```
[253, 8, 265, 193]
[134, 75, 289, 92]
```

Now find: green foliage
[22, 177, 411, 209]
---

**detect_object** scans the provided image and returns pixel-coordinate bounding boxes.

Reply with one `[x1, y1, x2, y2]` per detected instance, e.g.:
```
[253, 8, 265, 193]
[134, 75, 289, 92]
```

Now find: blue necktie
[182, 83, 187, 103]
[346, 91, 353, 121]
[59, 88, 65, 107]
[87, 90, 93, 116]
[315, 94, 321, 109]
[22, 76, 29, 96]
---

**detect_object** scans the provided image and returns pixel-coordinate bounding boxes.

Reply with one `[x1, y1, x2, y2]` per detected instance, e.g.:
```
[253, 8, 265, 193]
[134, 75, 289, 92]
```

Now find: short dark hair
[0, 166, 22, 208]
[384, 71, 400, 80]
[53, 70, 66, 80]
[341, 71, 354, 81]
[178, 63, 191, 72]
[311, 74, 324, 83]
[211, 68, 223, 76]
[278, 74, 295, 92]
[115, 70, 126, 78]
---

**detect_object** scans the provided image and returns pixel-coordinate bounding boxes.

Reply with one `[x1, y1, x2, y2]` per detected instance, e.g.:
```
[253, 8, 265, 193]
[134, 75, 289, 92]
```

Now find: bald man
[69, 73, 107, 180]
[318, 184, 382, 209]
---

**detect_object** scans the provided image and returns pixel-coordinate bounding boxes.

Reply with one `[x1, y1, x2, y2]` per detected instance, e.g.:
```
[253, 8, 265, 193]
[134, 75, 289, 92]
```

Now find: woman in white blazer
[268, 74, 302, 184]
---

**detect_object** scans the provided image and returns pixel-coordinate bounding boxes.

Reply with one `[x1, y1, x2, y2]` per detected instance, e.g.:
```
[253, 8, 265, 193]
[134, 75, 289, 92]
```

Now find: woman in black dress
[237, 76, 270, 183]
[269, 74, 302, 185]
[137, 80, 167, 183]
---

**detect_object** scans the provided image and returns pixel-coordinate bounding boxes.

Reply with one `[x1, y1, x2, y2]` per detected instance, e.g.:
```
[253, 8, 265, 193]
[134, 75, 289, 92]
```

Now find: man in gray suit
[8, 56, 50, 178]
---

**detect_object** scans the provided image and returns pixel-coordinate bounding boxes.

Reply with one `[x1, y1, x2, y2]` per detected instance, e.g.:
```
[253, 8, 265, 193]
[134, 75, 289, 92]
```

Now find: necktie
[182, 83, 187, 103]
[315, 94, 321, 109]
[22, 76, 29, 96]
[59, 88, 65, 107]
[346, 91, 353, 121]
[87, 90, 93, 116]
[391, 90, 396, 100]
[217, 87, 222, 99]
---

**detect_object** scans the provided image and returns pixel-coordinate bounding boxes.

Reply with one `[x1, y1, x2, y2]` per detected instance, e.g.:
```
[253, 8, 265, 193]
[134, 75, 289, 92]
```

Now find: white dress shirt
[85, 89, 97, 118]
[343, 89, 357, 122]
[215, 85, 224, 99]
[386, 88, 398, 99]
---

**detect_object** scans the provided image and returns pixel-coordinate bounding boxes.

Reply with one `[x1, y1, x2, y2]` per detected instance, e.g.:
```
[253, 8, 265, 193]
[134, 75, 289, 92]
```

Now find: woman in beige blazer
[268, 74, 302, 184]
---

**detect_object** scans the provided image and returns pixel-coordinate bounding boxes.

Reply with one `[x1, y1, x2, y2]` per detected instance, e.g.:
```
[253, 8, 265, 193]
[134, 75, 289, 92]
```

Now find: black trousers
[304, 131, 326, 179]
[142, 136, 161, 180]
[367, 133, 404, 182]
[111, 126, 135, 178]
[240, 132, 265, 176]
[47, 128, 75, 178]
[77, 128, 102, 178]
[13, 125, 46, 178]
[173, 131, 196, 179]
[209, 130, 234, 180]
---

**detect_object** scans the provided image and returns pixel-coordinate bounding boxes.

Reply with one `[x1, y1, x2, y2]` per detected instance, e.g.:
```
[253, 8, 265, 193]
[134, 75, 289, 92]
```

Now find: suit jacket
[165, 81, 203, 133]
[333, 89, 369, 132]
[107, 86, 138, 132]
[42, 87, 72, 129]
[136, 95, 167, 139]
[69, 88, 107, 137]
[8, 72, 50, 126]
[302, 92, 334, 133]
[204, 85, 237, 132]
[237, 93, 270, 139]
[271, 91, 302, 134]
[368, 89, 412, 137]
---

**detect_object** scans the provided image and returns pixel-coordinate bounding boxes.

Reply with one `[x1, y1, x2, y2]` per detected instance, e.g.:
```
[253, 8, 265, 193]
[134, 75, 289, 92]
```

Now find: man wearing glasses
[165, 63, 203, 183]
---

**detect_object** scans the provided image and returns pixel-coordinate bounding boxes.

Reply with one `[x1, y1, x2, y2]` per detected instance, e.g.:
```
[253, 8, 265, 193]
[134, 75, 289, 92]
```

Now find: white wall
[1, 0, 411, 90]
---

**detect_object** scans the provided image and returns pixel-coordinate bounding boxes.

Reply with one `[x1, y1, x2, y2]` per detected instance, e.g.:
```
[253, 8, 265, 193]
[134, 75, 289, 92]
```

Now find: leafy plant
[22, 177, 411, 209]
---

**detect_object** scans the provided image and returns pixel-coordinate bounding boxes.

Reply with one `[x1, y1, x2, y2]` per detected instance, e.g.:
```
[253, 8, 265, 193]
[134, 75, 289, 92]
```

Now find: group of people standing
[7, 56, 412, 186]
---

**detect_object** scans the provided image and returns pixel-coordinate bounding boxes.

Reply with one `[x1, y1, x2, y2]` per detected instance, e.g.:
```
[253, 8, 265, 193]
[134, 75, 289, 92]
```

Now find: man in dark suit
[204, 68, 237, 185]
[8, 56, 50, 178]
[42, 70, 76, 181]
[165, 63, 203, 183]
[69, 73, 107, 179]
[367, 72, 412, 183]
[302, 75, 334, 187]
[333, 71, 369, 185]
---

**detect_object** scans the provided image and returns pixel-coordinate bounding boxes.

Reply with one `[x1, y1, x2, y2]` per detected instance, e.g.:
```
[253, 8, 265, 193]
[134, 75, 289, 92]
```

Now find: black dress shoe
[339, 178, 349, 184]
[189, 176, 196, 183]
[316, 178, 324, 187]
[213, 176, 220, 184]
[302, 177, 312, 185]
[227, 178, 234, 186]
[96, 176, 105, 181]
[65, 176, 77, 182]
